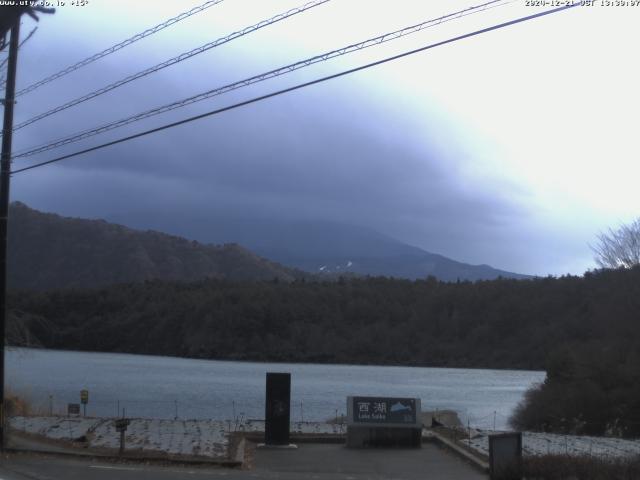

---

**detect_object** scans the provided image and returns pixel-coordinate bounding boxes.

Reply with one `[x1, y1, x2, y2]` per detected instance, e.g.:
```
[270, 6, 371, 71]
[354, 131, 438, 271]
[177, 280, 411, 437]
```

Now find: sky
[3, 0, 639, 276]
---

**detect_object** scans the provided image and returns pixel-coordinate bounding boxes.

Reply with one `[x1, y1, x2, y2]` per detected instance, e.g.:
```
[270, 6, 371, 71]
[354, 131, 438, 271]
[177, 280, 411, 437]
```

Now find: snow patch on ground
[16, 416, 639, 461]
[9, 416, 346, 458]
[12, 416, 97, 441]
[90, 419, 228, 457]
[10, 416, 227, 458]
[462, 431, 640, 459]
[241, 420, 346, 435]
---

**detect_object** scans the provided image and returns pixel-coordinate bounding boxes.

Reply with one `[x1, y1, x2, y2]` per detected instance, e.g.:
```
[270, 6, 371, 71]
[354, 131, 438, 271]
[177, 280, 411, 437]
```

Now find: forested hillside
[8, 202, 300, 290]
[8, 267, 639, 370]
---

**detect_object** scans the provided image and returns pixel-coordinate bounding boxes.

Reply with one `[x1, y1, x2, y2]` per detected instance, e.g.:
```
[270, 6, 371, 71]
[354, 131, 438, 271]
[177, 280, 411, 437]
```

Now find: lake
[6, 347, 544, 429]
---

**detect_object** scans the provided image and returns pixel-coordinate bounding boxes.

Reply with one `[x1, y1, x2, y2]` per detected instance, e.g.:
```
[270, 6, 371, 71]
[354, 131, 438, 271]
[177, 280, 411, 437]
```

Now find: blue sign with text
[352, 396, 417, 424]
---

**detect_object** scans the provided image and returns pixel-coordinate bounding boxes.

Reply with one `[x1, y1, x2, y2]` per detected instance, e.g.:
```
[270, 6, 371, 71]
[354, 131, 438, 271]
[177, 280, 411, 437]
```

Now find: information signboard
[67, 403, 80, 415]
[115, 418, 131, 454]
[115, 418, 130, 432]
[346, 396, 422, 448]
[349, 396, 419, 426]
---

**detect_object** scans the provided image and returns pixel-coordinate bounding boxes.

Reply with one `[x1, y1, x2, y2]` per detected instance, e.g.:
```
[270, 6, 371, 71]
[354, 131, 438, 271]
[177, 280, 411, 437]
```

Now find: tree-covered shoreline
[8, 267, 640, 436]
[7, 267, 639, 369]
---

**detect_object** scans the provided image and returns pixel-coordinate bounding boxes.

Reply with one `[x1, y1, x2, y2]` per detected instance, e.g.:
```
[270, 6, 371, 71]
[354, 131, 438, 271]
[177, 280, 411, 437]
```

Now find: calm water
[6, 347, 544, 429]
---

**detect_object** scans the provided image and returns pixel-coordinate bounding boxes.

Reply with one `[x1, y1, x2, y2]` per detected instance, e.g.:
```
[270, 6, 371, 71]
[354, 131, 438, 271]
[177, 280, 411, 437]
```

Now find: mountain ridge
[8, 202, 300, 290]
[106, 210, 530, 281]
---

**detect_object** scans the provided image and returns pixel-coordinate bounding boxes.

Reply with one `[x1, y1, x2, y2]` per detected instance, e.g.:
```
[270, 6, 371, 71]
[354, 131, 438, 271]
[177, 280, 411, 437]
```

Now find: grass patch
[5, 389, 31, 417]
[523, 454, 640, 480]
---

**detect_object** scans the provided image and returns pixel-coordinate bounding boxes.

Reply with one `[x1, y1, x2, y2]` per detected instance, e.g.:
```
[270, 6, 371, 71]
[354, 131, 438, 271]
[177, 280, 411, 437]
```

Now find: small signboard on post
[114, 418, 130, 455]
[115, 418, 130, 432]
[80, 389, 89, 417]
[67, 403, 80, 416]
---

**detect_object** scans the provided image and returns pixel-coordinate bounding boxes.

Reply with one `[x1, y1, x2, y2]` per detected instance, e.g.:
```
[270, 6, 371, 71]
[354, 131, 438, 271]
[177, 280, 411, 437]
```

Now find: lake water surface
[7, 347, 544, 429]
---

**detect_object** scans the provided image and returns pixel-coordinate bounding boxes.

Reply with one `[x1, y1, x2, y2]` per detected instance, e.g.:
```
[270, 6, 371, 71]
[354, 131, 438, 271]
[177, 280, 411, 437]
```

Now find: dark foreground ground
[0, 443, 487, 480]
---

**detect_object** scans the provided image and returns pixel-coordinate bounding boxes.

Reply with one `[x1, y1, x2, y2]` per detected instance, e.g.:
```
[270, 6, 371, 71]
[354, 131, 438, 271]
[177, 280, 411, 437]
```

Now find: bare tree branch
[590, 218, 640, 269]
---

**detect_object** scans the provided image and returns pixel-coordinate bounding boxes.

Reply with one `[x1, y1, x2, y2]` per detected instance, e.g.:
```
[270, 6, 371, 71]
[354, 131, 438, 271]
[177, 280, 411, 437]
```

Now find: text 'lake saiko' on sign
[352, 397, 417, 424]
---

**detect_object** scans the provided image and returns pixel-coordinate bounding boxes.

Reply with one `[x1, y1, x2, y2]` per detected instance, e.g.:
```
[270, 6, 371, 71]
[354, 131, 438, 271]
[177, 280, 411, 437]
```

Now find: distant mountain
[7, 202, 300, 290]
[107, 211, 530, 281]
[250, 222, 529, 281]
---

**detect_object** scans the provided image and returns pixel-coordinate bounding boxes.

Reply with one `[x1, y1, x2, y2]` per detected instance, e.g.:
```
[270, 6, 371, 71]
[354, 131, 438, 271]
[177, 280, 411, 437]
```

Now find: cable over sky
[12, 0, 513, 160]
[7, 0, 330, 136]
[11, 3, 580, 176]
[13, 0, 227, 98]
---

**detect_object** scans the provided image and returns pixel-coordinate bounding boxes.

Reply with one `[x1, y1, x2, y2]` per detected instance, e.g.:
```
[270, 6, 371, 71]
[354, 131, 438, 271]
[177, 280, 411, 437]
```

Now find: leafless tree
[591, 218, 640, 269]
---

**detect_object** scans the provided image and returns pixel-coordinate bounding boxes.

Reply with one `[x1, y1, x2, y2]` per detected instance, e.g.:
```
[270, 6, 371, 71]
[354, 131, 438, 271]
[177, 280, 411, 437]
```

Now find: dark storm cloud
[10, 23, 534, 273]
[14, 94, 524, 238]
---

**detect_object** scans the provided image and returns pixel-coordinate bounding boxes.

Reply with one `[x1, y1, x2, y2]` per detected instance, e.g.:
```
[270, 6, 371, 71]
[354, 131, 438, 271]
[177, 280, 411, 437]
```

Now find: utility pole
[0, 5, 53, 451]
[0, 15, 20, 451]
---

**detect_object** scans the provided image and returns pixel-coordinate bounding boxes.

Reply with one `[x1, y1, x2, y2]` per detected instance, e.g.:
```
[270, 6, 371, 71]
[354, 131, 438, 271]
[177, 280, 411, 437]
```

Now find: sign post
[80, 389, 88, 417]
[115, 418, 130, 455]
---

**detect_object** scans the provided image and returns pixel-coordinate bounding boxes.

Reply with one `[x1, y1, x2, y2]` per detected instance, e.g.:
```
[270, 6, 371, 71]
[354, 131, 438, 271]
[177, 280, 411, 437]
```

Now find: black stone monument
[265, 372, 291, 446]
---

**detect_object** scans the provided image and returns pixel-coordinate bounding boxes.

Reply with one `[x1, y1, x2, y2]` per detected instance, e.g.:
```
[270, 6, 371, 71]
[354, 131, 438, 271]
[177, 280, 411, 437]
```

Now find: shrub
[523, 454, 640, 480]
[5, 389, 30, 417]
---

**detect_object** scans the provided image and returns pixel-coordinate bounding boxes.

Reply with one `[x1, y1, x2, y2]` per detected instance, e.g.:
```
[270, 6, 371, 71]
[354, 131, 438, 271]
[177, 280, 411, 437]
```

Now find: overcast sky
[4, 0, 639, 276]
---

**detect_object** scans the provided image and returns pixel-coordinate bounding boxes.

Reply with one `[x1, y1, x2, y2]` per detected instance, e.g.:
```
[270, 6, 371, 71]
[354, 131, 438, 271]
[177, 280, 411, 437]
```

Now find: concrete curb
[429, 431, 490, 473]
[5, 446, 243, 467]
[6, 446, 242, 467]
[233, 437, 246, 464]
[243, 433, 345, 444]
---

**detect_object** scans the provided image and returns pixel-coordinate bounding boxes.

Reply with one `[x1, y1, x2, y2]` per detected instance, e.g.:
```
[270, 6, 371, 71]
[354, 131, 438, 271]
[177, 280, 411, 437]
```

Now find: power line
[14, 0, 227, 98]
[11, 3, 579, 176]
[8, 0, 330, 135]
[12, 0, 513, 160]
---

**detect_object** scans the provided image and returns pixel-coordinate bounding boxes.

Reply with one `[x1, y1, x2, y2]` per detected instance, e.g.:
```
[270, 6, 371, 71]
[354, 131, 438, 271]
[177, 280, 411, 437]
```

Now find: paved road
[252, 443, 487, 479]
[0, 443, 487, 479]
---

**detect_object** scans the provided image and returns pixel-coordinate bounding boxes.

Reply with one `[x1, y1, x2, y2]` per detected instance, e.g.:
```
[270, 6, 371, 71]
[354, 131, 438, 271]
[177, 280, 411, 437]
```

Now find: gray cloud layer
[8, 13, 593, 276]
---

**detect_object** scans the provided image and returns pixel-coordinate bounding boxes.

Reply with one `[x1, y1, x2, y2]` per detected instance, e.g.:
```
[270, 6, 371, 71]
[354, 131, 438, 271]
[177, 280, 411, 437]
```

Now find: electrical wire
[11, 3, 580, 175]
[14, 0, 227, 98]
[12, 0, 512, 160]
[8, 0, 330, 135]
